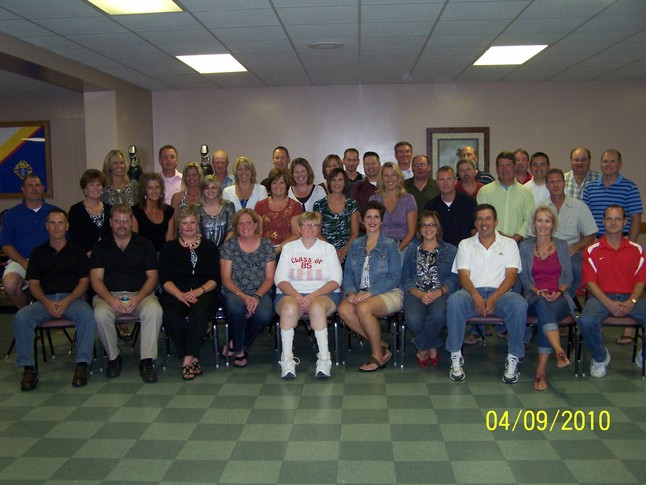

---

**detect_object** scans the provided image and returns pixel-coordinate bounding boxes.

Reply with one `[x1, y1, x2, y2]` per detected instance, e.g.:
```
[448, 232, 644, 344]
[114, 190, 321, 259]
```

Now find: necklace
[180, 237, 201, 249]
[534, 242, 554, 260]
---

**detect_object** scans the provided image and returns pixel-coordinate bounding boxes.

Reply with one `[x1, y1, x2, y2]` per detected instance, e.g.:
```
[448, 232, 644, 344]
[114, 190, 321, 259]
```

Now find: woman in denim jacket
[338, 201, 404, 371]
[519, 206, 575, 391]
[401, 211, 459, 368]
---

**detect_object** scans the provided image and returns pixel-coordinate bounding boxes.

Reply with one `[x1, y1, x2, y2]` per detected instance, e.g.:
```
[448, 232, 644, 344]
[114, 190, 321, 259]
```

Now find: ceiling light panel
[474, 45, 548, 65]
[177, 54, 247, 73]
[87, 0, 182, 15]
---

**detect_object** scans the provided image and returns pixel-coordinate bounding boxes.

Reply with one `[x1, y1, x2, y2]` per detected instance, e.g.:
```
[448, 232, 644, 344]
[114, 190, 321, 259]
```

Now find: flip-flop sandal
[359, 356, 382, 372]
[182, 365, 195, 381]
[191, 361, 203, 375]
[616, 335, 634, 345]
[234, 353, 248, 368]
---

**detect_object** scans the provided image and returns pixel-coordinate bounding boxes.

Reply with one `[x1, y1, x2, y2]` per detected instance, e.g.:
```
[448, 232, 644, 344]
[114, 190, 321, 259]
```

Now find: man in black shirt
[90, 204, 162, 383]
[14, 209, 95, 391]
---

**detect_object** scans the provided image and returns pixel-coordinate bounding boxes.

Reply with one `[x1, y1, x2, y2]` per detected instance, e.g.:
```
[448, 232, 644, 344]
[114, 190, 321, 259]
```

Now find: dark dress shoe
[72, 365, 88, 387]
[139, 360, 157, 383]
[106, 355, 122, 378]
[20, 368, 39, 391]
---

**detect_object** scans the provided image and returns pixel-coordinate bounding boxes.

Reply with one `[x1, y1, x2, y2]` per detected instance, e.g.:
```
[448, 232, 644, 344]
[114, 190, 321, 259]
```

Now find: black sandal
[182, 365, 195, 381]
[191, 361, 203, 376]
[234, 353, 248, 368]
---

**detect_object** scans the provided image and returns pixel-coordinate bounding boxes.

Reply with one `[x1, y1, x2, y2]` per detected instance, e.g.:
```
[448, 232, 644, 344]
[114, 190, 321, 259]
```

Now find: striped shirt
[582, 174, 643, 236]
[564, 169, 601, 200]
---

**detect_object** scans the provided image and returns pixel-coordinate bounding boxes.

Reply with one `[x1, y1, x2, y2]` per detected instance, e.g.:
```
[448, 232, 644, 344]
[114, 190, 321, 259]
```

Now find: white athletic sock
[281, 328, 294, 359]
[314, 328, 329, 358]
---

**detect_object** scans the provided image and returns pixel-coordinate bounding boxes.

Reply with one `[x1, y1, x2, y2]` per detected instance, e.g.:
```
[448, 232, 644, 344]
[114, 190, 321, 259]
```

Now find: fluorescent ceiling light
[88, 0, 181, 15]
[177, 54, 247, 74]
[474, 45, 547, 65]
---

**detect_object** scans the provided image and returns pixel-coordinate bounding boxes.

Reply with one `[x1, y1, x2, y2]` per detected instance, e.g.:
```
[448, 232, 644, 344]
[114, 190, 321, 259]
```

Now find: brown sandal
[556, 352, 571, 369]
[533, 373, 548, 391]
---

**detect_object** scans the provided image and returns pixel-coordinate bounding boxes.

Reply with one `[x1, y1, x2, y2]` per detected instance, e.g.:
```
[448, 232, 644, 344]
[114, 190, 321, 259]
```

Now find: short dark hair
[343, 148, 359, 159]
[111, 203, 133, 218]
[530, 151, 550, 166]
[496, 151, 516, 166]
[602, 148, 622, 162]
[273, 146, 290, 158]
[158, 144, 178, 158]
[79, 169, 107, 190]
[361, 200, 386, 220]
[22, 172, 41, 187]
[267, 168, 291, 196]
[47, 208, 68, 222]
[394, 141, 412, 152]
[546, 168, 565, 181]
[475, 203, 497, 220]
[363, 151, 380, 162]
[326, 167, 349, 190]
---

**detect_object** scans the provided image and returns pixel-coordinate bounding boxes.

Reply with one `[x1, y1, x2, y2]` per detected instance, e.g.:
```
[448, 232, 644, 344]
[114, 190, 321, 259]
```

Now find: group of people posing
[2, 142, 644, 393]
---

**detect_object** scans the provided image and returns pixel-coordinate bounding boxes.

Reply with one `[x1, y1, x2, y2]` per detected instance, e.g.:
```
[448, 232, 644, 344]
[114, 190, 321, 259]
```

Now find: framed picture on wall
[0, 120, 52, 199]
[426, 127, 490, 175]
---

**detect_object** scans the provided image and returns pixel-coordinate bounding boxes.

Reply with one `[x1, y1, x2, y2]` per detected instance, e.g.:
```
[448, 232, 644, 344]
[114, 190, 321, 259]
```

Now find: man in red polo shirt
[579, 205, 646, 378]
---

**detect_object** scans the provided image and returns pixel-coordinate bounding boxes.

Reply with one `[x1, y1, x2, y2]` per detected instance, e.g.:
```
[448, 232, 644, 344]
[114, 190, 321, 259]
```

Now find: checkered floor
[0, 313, 644, 484]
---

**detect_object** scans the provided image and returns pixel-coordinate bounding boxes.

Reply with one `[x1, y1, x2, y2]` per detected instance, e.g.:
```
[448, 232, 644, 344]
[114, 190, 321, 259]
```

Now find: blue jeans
[570, 252, 583, 299]
[404, 293, 447, 351]
[527, 295, 571, 354]
[578, 294, 646, 362]
[14, 294, 96, 367]
[221, 289, 273, 354]
[447, 288, 527, 358]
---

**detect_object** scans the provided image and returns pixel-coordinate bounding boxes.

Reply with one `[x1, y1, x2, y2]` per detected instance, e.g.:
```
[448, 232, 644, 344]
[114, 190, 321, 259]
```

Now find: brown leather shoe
[20, 368, 39, 391]
[72, 365, 88, 388]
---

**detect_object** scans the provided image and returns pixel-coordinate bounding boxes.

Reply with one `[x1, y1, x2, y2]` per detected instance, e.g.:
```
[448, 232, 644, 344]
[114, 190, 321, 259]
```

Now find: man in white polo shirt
[446, 203, 527, 384]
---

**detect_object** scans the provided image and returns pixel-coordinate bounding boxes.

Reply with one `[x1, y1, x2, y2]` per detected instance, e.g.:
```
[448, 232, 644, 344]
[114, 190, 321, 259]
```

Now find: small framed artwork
[426, 127, 490, 175]
[0, 120, 52, 198]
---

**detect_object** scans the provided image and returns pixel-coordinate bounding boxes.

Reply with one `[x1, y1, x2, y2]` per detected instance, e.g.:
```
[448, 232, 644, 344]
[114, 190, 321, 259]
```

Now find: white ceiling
[0, 0, 644, 95]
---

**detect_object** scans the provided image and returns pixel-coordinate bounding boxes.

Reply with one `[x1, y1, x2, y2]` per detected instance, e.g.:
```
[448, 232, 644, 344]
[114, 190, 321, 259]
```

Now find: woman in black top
[158, 204, 220, 380]
[68, 169, 112, 256]
[132, 172, 174, 252]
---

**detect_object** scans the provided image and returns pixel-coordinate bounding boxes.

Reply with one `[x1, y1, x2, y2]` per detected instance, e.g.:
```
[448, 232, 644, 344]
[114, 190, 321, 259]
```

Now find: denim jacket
[343, 233, 401, 295]
[401, 238, 459, 294]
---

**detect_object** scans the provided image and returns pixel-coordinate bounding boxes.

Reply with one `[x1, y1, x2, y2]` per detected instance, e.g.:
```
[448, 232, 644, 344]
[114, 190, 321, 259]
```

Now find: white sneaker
[280, 355, 299, 380]
[315, 352, 332, 379]
[590, 348, 611, 378]
[635, 349, 643, 369]
[449, 354, 465, 381]
[502, 355, 520, 384]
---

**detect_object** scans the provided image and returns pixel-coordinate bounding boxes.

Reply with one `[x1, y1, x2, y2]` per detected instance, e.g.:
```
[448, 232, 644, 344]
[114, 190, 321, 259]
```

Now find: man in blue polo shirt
[583, 148, 642, 242]
[0, 174, 56, 309]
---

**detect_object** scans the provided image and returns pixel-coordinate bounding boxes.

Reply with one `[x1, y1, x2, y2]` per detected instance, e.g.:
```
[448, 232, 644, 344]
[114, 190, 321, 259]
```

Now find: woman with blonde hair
[200, 175, 235, 247]
[369, 161, 417, 259]
[101, 149, 138, 206]
[170, 162, 203, 214]
[223, 157, 268, 211]
[519, 206, 574, 391]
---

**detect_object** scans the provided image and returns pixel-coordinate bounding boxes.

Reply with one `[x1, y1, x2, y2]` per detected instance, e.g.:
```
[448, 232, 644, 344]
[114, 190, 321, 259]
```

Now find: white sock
[314, 328, 329, 358]
[451, 351, 462, 361]
[281, 328, 294, 359]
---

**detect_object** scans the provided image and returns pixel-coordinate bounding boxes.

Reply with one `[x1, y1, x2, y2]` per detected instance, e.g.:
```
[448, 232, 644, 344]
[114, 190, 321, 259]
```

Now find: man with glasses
[578, 205, 646, 377]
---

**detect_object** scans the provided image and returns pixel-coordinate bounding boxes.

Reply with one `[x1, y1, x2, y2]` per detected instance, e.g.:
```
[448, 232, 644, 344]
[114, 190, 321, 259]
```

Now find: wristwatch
[630, 298, 638, 304]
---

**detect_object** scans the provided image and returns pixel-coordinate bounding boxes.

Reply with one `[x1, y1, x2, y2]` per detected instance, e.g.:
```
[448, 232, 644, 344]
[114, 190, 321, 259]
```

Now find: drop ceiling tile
[458, 65, 518, 81]
[276, 5, 358, 24]
[432, 19, 511, 35]
[91, 44, 166, 59]
[442, 1, 530, 21]
[195, 8, 279, 28]
[427, 34, 497, 48]
[237, 51, 303, 69]
[284, 23, 356, 39]
[20, 35, 84, 51]
[137, 29, 216, 46]
[214, 26, 287, 42]
[493, 33, 564, 45]
[0, 0, 100, 19]
[0, 18, 54, 36]
[182, 0, 270, 10]
[33, 16, 126, 35]
[361, 2, 443, 22]
[576, 14, 646, 32]
[0, 8, 20, 20]
[361, 35, 426, 50]
[600, 0, 646, 16]
[160, 42, 229, 56]
[226, 39, 294, 53]
[520, 0, 613, 18]
[361, 21, 435, 36]
[504, 17, 587, 34]
[254, 69, 312, 86]
[112, 13, 203, 31]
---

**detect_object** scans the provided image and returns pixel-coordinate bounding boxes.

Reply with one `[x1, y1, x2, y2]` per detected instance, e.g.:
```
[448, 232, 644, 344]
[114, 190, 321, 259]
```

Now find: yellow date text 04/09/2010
[485, 409, 610, 432]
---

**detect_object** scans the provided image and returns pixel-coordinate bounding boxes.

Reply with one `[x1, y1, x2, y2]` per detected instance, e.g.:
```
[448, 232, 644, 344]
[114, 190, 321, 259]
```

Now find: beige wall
[151, 81, 646, 186]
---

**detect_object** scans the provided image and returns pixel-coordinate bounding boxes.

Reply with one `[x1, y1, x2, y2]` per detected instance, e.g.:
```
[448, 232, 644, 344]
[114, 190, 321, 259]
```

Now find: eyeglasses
[301, 223, 320, 228]
[421, 222, 437, 228]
